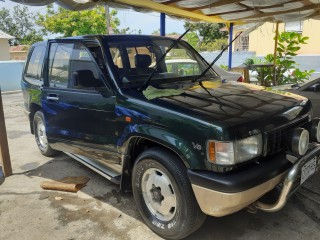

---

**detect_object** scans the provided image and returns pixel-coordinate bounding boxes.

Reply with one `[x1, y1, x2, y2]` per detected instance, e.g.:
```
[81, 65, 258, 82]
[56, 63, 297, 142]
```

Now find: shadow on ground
[16, 153, 320, 240]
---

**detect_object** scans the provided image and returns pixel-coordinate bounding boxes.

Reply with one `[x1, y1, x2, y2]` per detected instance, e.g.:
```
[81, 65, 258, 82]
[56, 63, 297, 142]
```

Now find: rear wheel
[33, 111, 59, 157]
[132, 148, 206, 239]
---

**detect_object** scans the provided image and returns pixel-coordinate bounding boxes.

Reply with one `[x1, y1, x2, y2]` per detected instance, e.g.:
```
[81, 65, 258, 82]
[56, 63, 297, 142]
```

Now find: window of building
[285, 21, 303, 33]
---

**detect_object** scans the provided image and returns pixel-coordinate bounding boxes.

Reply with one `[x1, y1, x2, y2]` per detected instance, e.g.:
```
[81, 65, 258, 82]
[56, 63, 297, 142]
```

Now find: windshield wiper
[193, 32, 243, 83]
[139, 28, 190, 91]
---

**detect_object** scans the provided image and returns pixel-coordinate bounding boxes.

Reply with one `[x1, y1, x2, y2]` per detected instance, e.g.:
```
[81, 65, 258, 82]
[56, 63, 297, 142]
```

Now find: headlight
[207, 134, 263, 165]
[287, 128, 309, 156]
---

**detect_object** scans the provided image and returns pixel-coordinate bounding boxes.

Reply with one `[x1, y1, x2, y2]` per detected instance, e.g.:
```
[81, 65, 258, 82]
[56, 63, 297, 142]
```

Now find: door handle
[46, 94, 59, 102]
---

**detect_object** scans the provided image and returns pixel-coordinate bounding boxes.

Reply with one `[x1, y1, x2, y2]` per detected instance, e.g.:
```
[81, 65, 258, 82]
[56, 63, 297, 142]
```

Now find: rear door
[42, 40, 120, 165]
[22, 44, 46, 110]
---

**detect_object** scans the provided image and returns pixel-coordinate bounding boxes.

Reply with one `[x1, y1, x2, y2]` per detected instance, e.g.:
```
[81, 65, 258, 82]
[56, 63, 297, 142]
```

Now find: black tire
[132, 147, 206, 239]
[33, 111, 60, 157]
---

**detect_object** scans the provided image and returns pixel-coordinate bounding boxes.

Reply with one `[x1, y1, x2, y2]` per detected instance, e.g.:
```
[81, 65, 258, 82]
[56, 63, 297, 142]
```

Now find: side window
[69, 43, 104, 89]
[25, 45, 45, 81]
[110, 47, 123, 68]
[48, 43, 73, 88]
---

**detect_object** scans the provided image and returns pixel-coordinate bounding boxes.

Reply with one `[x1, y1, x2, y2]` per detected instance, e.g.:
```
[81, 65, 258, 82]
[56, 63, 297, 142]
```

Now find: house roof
[9, 0, 320, 25]
[0, 30, 14, 39]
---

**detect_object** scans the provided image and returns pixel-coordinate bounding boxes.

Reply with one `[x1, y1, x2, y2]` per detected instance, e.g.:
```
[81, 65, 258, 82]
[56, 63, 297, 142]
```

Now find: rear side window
[48, 43, 74, 88]
[25, 45, 45, 81]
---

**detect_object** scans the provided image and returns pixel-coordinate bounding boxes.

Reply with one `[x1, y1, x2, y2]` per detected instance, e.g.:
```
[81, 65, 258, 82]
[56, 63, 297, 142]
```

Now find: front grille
[267, 117, 308, 155]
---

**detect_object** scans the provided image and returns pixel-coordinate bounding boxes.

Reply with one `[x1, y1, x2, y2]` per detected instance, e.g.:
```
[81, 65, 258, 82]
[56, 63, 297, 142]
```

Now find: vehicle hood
[123, 81, 311, 138]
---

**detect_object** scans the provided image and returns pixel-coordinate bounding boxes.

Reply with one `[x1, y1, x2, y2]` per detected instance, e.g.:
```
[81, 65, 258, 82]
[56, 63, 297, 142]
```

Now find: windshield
[106, 38, 217, 88]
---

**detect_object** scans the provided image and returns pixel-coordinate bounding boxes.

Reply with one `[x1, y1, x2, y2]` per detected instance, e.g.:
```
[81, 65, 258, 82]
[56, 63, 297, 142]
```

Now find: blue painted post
[160, 13, 166, 36]
[228, 23, 234, 70]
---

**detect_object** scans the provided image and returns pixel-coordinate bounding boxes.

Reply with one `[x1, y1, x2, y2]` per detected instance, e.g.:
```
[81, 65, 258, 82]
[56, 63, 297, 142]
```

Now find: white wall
[0, 39, 11, 61]
[0, 61, 25, 91]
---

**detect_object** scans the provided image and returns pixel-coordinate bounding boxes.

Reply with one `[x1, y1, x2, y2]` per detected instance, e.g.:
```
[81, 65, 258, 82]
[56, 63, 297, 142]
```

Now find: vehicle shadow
[23, 153, 320, 240]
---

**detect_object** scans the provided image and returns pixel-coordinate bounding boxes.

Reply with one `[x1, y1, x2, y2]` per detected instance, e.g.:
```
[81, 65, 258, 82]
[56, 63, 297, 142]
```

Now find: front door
[42, 41, 119, 164]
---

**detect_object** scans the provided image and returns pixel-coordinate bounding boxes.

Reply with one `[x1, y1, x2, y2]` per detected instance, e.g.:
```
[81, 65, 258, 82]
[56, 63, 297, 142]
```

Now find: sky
[0, 0, 186, 36]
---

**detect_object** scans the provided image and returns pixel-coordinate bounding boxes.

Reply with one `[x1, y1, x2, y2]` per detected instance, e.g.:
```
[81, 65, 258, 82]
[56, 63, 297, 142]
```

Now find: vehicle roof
[31, 34, 182, 48]
[64, 34, 178, 41]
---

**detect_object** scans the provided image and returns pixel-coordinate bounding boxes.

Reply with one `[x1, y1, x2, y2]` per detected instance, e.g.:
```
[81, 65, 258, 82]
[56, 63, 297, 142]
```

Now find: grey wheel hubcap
[37, 119, 48, 149]
[141, 167, 177, 221]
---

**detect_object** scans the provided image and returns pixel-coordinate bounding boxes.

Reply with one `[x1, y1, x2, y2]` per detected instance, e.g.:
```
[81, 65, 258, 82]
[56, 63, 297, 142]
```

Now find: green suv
[22, 35, 320, 239]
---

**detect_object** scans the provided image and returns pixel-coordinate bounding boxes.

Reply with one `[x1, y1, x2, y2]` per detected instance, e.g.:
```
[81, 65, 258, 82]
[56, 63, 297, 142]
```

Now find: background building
[248, 19, 320, 55]
[0, 30, 14, 61]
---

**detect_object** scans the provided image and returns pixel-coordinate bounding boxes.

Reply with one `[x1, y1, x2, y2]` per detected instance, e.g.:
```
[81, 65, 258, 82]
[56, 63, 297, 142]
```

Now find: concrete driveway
[0, 92, 319, 240]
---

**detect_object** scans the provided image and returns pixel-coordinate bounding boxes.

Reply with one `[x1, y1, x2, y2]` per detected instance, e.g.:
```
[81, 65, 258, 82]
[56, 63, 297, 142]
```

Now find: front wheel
[33, 111, 60, 157]
[132, 148, 206, 239]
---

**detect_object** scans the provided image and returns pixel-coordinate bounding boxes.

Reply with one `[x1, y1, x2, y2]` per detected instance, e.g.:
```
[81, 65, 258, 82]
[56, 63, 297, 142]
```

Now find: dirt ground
[0, 92, 319, 240]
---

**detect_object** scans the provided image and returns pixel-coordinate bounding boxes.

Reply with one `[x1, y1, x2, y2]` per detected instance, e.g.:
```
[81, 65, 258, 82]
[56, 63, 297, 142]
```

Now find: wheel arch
[120, 134, 194, 192]
[29, 103, 42, 134]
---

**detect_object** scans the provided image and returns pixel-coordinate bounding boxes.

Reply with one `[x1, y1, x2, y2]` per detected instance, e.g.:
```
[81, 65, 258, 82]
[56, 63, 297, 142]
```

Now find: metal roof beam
[110, 0, 240, 23]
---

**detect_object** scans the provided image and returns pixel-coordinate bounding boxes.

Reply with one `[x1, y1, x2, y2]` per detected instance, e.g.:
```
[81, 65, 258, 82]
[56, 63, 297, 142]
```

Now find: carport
[1, 1, 320, 239]
[1, 0, 320, 180]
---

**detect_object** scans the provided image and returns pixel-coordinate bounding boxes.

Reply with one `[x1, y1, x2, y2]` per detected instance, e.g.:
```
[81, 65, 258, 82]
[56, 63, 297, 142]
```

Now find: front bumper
[189, 143, 320, 217]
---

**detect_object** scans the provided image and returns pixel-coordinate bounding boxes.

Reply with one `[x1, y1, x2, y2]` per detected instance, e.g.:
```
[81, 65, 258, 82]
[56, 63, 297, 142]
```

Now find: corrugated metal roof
[0, 30, 14, 39]
[9, 0, 320, 24]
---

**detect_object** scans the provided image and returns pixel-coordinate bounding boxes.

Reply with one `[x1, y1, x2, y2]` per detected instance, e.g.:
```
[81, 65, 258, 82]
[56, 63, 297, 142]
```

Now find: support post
[228, 22, 234, 70]
[105, 4, 110, 34]
[160, 13, 166, 36]
[273, 22, 280, 85]
[0, 89, 12, 177]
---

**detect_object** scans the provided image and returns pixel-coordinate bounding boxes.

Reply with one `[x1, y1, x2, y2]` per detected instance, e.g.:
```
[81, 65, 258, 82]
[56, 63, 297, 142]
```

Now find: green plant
[243, 32, 314, 86]
[198, 38, 228, 51]
[292, 68, 315, 82]
[219, 64, 228, 70]
[273, 32, 309, 85]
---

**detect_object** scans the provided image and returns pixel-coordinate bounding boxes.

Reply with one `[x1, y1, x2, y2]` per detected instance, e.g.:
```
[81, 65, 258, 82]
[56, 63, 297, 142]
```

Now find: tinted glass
[69, 43, 103, 89]
[48, 43, 73, 88]
[25, 45, 45, 80]
[107, 39, 215, 87]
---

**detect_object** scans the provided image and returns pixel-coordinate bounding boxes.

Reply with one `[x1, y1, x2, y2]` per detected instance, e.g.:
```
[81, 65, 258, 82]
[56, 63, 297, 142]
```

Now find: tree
[183, 22, 228, 51]
[0, 6, 44, 45]
[184, 22, 227, 43]
[151, 29, 179, 36]
[37, 5, 132, 37]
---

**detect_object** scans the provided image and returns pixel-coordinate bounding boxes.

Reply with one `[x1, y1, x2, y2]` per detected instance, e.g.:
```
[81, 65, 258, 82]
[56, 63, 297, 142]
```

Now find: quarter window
[25, 45, 45, 80]
[48, 43, 73, 88]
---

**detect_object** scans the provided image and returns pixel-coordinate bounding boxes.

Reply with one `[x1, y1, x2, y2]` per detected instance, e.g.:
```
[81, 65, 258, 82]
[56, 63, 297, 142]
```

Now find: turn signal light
[208, 141, 215, 162]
